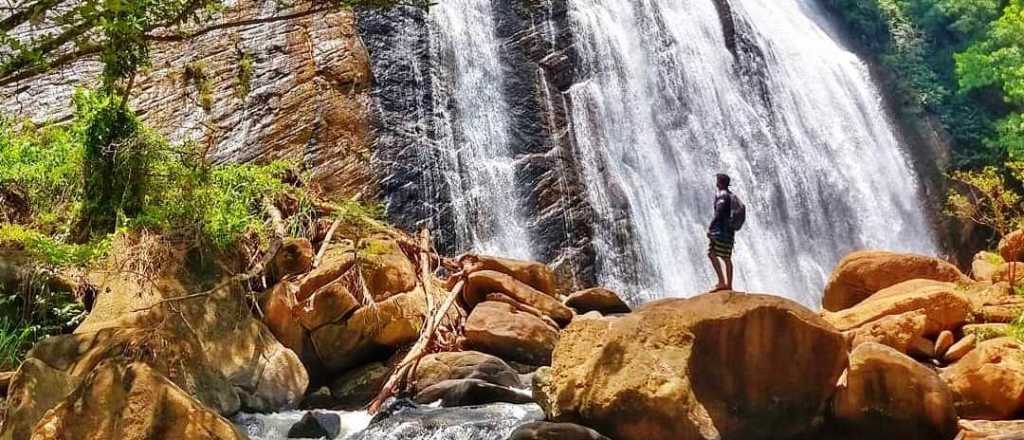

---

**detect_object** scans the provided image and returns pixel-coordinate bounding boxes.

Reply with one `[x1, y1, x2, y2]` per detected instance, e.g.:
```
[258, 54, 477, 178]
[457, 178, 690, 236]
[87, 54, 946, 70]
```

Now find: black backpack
[728, 193, 746, 231]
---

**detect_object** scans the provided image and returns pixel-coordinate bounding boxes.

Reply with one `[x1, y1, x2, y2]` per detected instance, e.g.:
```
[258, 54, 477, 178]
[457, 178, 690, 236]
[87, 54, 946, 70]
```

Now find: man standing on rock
[708, 173, 744, 292]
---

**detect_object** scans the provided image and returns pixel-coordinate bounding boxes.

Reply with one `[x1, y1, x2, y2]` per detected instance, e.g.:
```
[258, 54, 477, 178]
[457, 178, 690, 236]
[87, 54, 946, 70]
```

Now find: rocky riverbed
[3, 227, 1024, 439]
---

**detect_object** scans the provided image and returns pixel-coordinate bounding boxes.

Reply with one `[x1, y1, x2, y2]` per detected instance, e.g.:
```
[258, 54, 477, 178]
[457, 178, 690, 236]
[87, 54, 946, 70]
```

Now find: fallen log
[368, 278, 466, 414]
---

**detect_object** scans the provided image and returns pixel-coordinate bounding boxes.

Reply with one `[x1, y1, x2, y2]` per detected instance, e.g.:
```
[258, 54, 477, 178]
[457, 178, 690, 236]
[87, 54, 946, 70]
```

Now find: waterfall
[365, 0, 939, 307]
[564, 0, 937, 305]
[427, 0, 536, 260]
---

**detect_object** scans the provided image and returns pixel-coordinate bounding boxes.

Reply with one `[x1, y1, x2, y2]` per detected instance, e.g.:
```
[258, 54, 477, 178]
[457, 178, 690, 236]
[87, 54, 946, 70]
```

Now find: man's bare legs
[723, 257, 733, 291]
[708, 252, 729, 291]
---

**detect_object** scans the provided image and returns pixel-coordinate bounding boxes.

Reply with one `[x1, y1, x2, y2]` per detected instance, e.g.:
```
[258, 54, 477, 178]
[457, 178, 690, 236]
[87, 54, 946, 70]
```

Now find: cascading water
[428, 0, 535, 260]
[564, 0, 938, 305]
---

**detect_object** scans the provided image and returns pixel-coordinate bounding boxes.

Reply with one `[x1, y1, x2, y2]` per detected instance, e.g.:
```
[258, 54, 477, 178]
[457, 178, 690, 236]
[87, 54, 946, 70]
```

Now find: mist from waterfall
[427, 0, 535, 260]
[565, 0, 938, 305]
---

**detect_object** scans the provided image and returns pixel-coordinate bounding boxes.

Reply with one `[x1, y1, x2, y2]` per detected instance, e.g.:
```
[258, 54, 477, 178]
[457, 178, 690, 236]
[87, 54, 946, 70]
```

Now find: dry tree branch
[367, 278, 466, 414]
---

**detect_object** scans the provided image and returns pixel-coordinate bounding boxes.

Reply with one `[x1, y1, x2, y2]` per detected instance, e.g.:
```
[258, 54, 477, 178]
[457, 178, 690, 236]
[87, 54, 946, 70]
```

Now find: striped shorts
[708, 237, 734, 259]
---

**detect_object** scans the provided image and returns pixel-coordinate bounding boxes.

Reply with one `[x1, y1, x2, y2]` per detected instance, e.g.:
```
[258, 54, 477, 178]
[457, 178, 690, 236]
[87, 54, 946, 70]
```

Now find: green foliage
[0, 224, 110, 267]
[0, 318, 37, 370]
[76, 90, 163, 239]
[824, 0, 1006, 166]
[185, 62, 214, 111]
[134, 143, 293, 249]
[0, 278, 86, 369]
[0, 117, 83, 231]
[236, 51, 254, 98]
[946, 162, 1024, 235]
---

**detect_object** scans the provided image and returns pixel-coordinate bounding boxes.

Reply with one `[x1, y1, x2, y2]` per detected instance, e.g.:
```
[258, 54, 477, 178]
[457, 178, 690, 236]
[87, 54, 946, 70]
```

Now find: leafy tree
[946, 162, 1024, 235]
[956, 0, 1024, 157]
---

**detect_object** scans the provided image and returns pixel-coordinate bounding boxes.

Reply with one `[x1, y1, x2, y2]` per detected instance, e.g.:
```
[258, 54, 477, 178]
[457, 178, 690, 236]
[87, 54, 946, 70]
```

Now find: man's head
[715, 173, 731, 190]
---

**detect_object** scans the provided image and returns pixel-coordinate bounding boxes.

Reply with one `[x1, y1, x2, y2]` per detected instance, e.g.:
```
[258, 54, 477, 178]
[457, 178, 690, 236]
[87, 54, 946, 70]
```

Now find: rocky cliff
[1, 0, 375, 198]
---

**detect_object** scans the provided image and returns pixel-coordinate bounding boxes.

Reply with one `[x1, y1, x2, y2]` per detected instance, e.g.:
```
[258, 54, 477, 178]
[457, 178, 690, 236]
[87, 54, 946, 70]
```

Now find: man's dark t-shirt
[709, 189, 734, 241]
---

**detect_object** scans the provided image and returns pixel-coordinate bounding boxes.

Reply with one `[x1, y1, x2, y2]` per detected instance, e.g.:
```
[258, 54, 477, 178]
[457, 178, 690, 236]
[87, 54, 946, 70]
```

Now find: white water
[563, 0, 937, 305]
[234, 410, 372, 440]
[428, 0, 535, 260]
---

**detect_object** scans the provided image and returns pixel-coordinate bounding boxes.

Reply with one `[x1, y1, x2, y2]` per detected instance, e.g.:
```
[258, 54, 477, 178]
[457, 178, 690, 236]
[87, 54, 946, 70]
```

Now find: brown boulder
[28, 361, 246, 440]
[1000, 230, 1024, 262]
[261, 280, 307, 356]
[823, 279, 970, 337]
[464, 301, 559, 366]
[409, 351, 522, 394]
[942, 337, 1024, 419]
[463, 254, 559, 295]
[564, 288, 631, 315]
[509, 422, 612, 440]
[822, 251, 968, 311]
[973, 252, 1004, 282]
[310, 289, 428, 373]
[832, 343, 957, 440]
[535, 292, 847, 440]
[464, 271, 573, 325]
[412, 378, 533, 407]
[358, 238, 417, 301]
[272, 238, 314, 279]
[843, 311, 927, 354]
[297, 246, 356, 301]
[958, 419, 1024, 439]
[328, 362, 390, 409]
[295, 280, 359, 331]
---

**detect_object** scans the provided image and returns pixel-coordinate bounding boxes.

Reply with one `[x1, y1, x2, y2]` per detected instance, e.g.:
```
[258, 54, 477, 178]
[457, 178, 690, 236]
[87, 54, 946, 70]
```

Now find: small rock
[972, 252, 1004, 282]
[944, 334, 977, 363]
[299, 386, 337, 410]
[287, 411, 341, 439]
[564, 288, 631, 315]
[413, 378, 532, 407]
[935, 331, 954, 358]
[508, 421, 612, 440]
[329, 362, 390, 409]
[908, 336, 936, 358]
[273, 238, 314, 278]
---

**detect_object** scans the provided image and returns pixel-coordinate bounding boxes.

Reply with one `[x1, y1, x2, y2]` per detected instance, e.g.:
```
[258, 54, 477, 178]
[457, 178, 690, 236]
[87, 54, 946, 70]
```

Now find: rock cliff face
[358, 0, 601, 291]
[0, 0, 375, 198]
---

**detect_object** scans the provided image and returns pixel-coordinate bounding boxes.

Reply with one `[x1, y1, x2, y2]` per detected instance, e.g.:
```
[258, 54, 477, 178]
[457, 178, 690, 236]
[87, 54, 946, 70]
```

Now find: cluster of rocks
[256, 234, 634, 430]
[529, 230, 1024, 440]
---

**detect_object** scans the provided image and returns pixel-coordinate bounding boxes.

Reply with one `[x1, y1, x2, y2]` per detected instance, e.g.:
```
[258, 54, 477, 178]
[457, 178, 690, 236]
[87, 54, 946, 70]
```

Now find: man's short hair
[716, 173, 731, 188]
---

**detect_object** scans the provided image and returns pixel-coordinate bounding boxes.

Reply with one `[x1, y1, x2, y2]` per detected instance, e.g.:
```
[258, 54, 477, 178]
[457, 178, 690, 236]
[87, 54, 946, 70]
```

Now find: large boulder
[508, 422, 612, 440]
[999, 229, 1024, 263]
[1, 326, 241, 440]
[28, 361, 246, 440]
[358, 238, 417, 301]
[412, 378, 532, 407]
[941, 337, 1024, 419]
[408, 351, 522, 394]
[564, 288, 631, 315]
[463, 271, 573, 325]
[822, 279, 970, 337]
[534, 292, 847, 440]
[464, 301, 559, 366]
[462, 255, 559, 295]
[310, 288, 429, 373]
[832, 343, 957, 440]
[822, 251, 968, 311]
